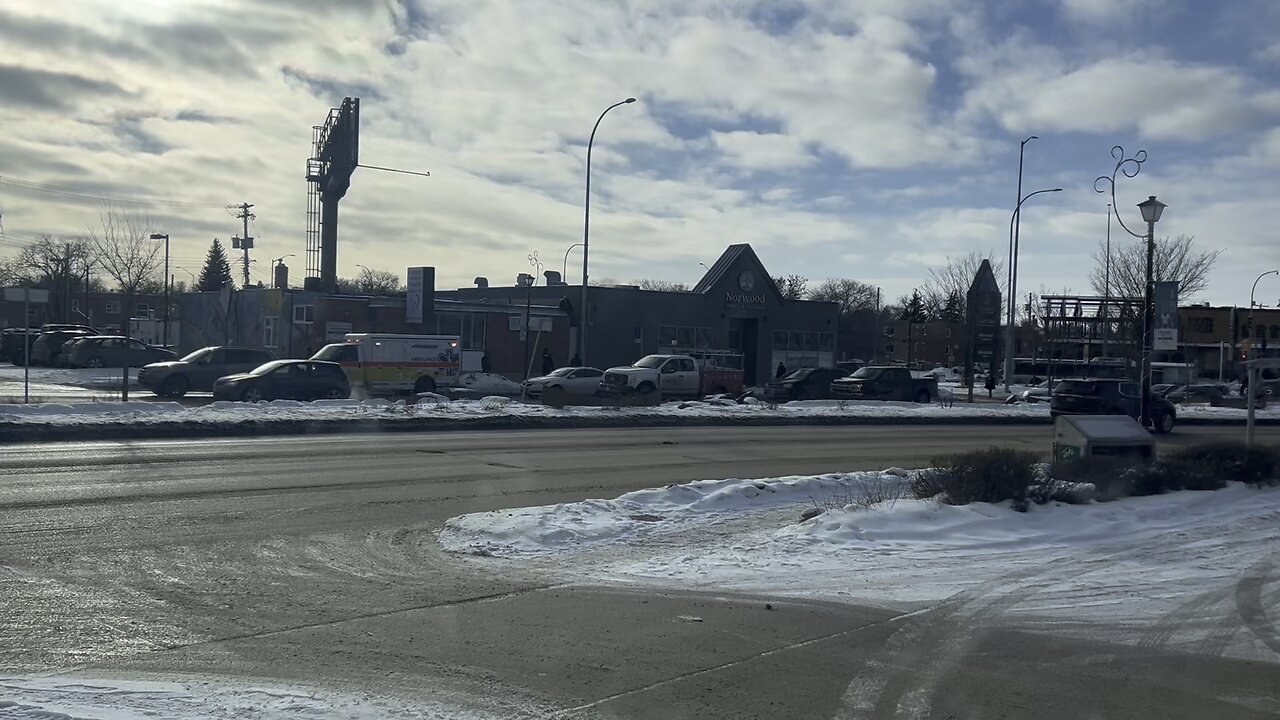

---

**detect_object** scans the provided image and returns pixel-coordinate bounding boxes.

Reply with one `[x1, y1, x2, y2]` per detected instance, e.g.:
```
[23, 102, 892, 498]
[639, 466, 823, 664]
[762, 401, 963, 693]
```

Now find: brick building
[882, 320, 967, 368]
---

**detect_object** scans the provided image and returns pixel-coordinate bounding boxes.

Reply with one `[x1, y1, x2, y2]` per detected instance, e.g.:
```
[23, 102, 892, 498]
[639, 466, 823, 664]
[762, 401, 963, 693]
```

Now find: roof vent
[474, 276, 489, 288]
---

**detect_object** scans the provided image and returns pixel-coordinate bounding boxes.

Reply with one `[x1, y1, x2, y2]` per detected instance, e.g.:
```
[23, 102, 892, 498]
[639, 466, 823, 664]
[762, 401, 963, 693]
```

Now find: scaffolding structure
[1039, 294, 1144, 364]
[304, 124, 323, 281]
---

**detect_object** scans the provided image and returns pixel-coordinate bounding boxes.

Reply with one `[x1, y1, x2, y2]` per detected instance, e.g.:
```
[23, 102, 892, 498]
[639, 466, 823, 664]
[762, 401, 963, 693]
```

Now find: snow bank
[0, 673, 534, 719]
[440, 471, 906, 556]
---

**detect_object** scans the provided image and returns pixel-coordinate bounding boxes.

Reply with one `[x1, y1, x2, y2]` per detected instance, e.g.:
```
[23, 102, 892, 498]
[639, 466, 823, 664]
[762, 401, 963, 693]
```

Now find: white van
[311, 333, 461, 395]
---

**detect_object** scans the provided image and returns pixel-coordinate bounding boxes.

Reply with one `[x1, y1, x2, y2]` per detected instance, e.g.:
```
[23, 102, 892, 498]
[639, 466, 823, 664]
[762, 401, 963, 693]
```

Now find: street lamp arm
[1094, 145, 1149, 239]
[1252, 269, 1279, 307]
[562, 242, 585, 281]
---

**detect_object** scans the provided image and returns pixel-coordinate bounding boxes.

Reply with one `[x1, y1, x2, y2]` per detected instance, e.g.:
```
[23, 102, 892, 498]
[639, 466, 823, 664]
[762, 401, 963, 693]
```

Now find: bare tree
[921, 251, 1005, 316]
[87, 206, 160, 331]
[357, 267, 403, 295]
[772, 274, 808, 300]
[807, 278, 878, 314]
[808, 278, 882, 361]
[1090, 234, 1219, 301]
[632, 279, 690, 292]
[5, 235, 95, 320]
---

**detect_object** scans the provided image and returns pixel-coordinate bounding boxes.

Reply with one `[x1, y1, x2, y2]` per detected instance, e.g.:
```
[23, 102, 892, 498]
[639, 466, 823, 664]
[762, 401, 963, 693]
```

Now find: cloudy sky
[0, 0, 1277, 306]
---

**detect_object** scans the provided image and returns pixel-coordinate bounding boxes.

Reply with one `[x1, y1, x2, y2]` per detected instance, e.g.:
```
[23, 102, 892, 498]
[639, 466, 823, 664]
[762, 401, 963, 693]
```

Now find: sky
[0, 0, 1277, 307]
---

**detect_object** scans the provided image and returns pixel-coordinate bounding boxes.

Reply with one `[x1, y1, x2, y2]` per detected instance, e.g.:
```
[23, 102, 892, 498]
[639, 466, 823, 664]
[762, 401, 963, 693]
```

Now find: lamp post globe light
[1001, 186, 1062, 392]
[1249, 269, 1279, 362]
[580, 97, 636, 365]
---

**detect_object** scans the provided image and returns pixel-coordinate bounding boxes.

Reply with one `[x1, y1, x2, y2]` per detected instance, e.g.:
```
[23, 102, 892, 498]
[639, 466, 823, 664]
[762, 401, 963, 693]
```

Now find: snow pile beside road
[0, 673, 537, 719]
[440, 471, 906, 556]
[441, 472, 1280, 652]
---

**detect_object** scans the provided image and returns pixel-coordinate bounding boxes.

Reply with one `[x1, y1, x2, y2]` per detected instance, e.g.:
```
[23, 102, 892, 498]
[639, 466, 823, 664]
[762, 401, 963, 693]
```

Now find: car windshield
[180, 348, 213, 363]
[781, 369, 812, 381]
[633, 355, 666, 368]
[249, 360, 291, 376]
[547, 368, 575, 377]
[851, 367, 882, 379]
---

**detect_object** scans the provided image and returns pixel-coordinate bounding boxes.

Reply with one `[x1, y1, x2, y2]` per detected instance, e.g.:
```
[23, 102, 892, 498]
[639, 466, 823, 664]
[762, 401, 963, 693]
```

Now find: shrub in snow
[807, 474, 906, 511]
[1052, 457, 1147, 502]
[1172, 442, 1278, 487]
[481, 395, 511, 411]
[911, 448, 1039, 509]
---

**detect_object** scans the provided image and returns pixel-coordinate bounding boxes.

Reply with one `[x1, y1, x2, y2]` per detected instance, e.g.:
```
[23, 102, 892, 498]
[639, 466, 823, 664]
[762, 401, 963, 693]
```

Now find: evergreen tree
[197, 238, 235, 291]
[900, 289, 928, 323]
[939, 290, 965, 324]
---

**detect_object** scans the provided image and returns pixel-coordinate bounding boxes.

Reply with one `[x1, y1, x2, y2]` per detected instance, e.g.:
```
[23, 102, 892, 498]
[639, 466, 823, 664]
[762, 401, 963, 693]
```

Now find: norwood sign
[724, 291, 767, 313]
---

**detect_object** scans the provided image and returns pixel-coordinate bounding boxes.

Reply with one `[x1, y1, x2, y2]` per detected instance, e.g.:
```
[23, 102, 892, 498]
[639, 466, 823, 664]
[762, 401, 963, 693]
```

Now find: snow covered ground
[0, 393, 1273, 427]
[0, 367, 139, 400]
[440, 471, 1280, 661]
[0, 673, 544, 719]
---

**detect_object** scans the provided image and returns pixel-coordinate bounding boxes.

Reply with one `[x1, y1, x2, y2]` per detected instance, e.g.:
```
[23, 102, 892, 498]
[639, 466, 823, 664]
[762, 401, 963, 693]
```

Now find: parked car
[1049, 378, 1176, 433]
[212, 360, 350, 402]
[522, 367, 605, 399]
[29, 329, 96, 366]
[601, 354, 744, 398]
[830, 366, 938, 403]
[64, 336, 177, 368]
[763, 367, 849, 402]
[138, 346, 277, 397]
[1, 328, 39, 365]
[1161, 383, 1226, 404]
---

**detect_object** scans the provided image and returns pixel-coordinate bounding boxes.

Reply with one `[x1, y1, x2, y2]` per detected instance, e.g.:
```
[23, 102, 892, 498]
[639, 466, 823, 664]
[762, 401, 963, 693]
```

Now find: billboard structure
[305, 97, 360, 292]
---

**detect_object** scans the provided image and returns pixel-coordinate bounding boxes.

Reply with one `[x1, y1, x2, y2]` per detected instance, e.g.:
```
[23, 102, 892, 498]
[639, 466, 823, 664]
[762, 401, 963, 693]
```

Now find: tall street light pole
[149, 233, 170, 348]
[1136, 195, 1166, 428]
[580, 97, 636, 364]
[1002, 186, 1062, 391]
[1006, 137, 1037, 344]
[1249, 269, 1279, 362]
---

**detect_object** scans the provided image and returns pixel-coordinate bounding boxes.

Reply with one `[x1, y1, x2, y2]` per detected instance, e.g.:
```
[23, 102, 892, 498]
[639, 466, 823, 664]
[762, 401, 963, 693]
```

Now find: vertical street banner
[1153, 281, 1179, 351]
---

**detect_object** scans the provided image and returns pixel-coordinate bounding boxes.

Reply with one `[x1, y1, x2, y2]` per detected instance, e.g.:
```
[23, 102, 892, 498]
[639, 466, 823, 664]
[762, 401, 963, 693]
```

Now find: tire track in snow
[1235, 558, 1280, 658]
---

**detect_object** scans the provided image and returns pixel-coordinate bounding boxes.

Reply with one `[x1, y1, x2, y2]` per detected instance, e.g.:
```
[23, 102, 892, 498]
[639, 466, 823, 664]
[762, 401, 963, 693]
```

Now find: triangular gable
[692, 244, 784, 302]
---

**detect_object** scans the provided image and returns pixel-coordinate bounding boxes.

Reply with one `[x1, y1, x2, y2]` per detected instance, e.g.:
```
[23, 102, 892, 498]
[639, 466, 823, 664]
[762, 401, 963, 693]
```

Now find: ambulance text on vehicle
[310, 333, 461, 395]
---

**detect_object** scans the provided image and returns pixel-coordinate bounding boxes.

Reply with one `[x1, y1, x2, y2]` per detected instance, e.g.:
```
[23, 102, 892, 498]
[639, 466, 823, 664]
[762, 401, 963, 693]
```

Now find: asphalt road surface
[1, 425, 1278, 718]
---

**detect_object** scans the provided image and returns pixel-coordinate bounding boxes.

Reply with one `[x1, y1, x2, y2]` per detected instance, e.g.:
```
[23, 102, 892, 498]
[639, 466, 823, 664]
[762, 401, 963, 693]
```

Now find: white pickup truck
[601, 354, 744, 399]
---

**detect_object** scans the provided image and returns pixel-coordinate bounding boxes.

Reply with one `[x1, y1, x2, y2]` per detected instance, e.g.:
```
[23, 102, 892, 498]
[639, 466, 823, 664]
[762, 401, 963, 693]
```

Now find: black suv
[1050, 378, 1176, 433]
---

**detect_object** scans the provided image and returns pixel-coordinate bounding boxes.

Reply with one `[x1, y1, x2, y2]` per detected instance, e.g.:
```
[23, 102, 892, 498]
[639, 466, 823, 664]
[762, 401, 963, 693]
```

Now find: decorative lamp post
[580, 97, 636, 364]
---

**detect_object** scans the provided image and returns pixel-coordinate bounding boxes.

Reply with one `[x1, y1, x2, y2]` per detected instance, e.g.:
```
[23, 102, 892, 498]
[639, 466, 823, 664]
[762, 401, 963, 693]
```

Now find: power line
[0, 174, 228, 209]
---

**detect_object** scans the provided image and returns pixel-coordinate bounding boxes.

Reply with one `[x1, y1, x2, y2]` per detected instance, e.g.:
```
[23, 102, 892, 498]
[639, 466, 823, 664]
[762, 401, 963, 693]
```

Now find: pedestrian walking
[480, 352, 491, 373]
[542, 348, 555, 375]
[775, 362, 787, 378]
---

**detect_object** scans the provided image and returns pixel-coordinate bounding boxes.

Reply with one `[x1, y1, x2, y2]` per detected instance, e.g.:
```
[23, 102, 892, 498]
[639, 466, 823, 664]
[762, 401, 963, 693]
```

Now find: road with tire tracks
[1, 425, 1277, 718]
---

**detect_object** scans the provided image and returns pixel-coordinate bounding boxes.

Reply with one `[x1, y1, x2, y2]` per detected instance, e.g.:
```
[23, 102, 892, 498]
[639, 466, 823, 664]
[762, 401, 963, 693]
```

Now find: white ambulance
[311, 333, 461, 396]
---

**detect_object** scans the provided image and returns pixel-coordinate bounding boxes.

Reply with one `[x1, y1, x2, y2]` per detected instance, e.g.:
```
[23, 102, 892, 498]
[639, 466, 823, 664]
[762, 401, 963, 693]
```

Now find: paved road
[1, 426, 1277, 718]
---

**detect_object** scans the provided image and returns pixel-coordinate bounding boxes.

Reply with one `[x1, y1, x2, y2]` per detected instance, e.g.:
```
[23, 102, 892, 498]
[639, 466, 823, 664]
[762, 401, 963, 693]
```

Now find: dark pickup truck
[829, 366, 938, 403]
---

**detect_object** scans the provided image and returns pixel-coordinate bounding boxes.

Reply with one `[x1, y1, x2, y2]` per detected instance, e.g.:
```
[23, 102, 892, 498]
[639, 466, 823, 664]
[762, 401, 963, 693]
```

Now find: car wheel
[160, 375, 190, 398]
[413, 376, 436, 395]
[1153, 410, 1175, 434]
[241, 387, 264, 403]
[914, 389, 931, 403]
[324, 387, 347, 399]
[636, 382, 657, 395]
[87, 356, 104, 369]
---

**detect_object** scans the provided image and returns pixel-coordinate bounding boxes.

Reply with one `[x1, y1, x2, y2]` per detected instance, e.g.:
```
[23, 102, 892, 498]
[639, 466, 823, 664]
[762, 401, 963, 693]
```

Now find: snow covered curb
[0, 396, 1274, 441]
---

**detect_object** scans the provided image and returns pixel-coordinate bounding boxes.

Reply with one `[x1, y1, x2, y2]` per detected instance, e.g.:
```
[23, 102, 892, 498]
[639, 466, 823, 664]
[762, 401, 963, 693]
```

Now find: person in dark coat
[480, 352, 491, 373]
[776, 362, 787, 378]
[541, 348, 555, 375]
[570, 353, 581, 367]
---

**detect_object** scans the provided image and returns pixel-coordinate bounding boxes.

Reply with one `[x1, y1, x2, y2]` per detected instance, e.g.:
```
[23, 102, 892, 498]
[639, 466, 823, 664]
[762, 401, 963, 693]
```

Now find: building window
[945, 328, 952, 338]
[105, 301, 120, 315]
[658, 325, 711, 350]
[885, 343, 895, 354]
[293, 304, 314, 324]
[135, 303, 151, 318]
[263, 316, 277, 348]
[819, 333, 834, 351]
[1272, 324, 1280, 340]
[1191, 317, 1214, 334]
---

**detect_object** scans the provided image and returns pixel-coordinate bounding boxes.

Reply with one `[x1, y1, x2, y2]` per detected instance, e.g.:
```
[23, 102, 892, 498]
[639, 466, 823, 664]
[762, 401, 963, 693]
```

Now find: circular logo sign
[738, 271, 755, 292]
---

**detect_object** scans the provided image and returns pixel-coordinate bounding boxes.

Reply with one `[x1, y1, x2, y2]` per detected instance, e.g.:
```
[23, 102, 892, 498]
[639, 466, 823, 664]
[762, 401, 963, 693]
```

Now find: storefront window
[437, 312, 462, 337]
[772, 331, 788, 349]
[678, 326, 695, 348]
[789, 331, 803, 350]
[695, 327, 713, 348]
[658, 326, 677, 348]
[819, 333, 834, 351]
[803, 332, 818, 351]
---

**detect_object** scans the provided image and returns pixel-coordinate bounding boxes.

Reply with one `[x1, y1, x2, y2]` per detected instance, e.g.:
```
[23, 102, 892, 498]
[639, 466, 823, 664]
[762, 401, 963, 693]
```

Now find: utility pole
[232, 203, 255, 288]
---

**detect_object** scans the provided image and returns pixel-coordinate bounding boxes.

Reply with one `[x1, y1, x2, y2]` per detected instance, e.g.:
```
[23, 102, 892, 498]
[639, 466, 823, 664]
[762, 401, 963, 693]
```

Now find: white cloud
[1058, 0, 1168, 25]
[711, 131, 814, 170]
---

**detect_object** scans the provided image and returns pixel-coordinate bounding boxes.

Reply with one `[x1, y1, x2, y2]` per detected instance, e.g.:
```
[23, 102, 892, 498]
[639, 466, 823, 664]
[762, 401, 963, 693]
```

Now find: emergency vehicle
[311, 333, 461, 396]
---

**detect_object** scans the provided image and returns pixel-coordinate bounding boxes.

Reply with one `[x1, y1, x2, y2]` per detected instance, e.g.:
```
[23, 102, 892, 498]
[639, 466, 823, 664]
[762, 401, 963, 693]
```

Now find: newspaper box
[1053, 414, 1154, 463]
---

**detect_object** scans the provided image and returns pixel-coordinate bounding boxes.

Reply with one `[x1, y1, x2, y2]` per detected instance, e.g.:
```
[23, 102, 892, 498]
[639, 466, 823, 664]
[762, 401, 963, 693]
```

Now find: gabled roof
[691, 244, 782, 301]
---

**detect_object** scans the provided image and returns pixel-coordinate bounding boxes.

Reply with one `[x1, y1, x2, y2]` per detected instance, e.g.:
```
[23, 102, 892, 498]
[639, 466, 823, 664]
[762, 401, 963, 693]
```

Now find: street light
[523, 251, 544, 382]
[1248, 269, 1278, 362]
[149, 233, 170, 348]
[580, 96, 637, 364]
[562, 243, 584, 282]
[271, 254, 295, 288]
[1002, 187, 1062, 391]
[1136, 194, 1166, 428]
[176, 266, 197, 284]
